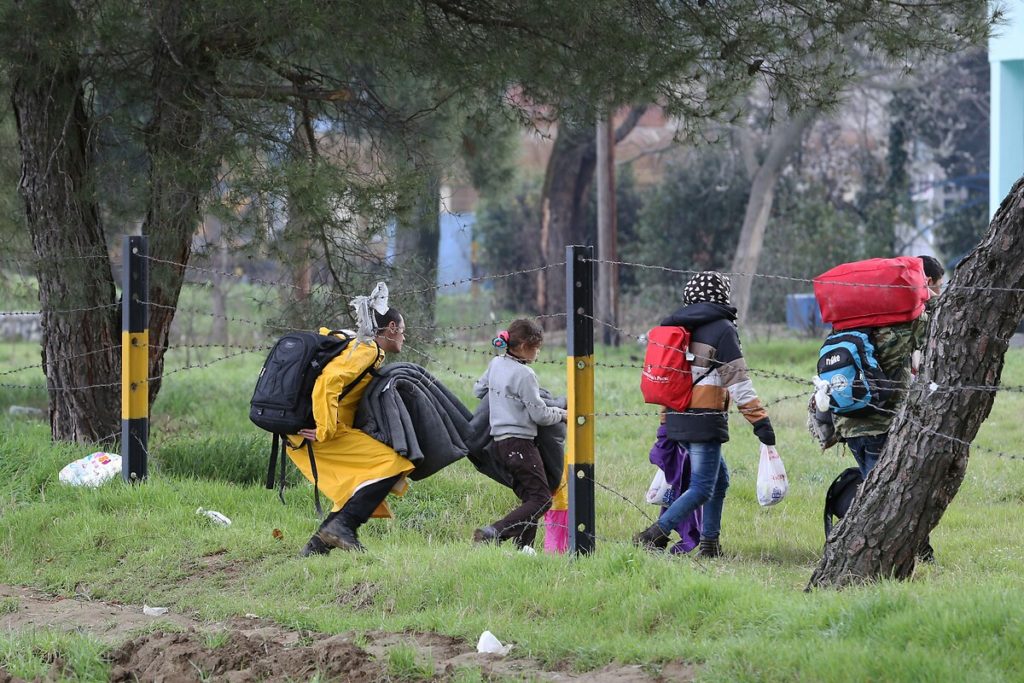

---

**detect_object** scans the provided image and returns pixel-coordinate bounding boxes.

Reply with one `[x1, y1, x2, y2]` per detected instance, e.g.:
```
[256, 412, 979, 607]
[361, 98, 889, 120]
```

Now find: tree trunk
[209, 238, 230, 346]
[536, 123, 595, 321]
[281, 120, 315, 330]
[808, 176, 1024, 589]
[595, 115, 619, 345]
[393, 167, 441, 335]
[141, 2, 217, 405]
[730, 111, 814, 323]
[536, 106, 647, 323]
[11, 3, 121, 444]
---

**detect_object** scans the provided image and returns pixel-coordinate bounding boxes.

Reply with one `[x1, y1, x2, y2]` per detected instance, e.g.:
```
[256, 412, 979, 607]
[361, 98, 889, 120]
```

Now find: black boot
[299, 534, 332, 557]
[317, 514, 366, 552]
[318, 475, 402, 552]
[696, 536, 721, 558]
[473, 525, 499, 544]
[916, 540, 936, 564]
[633, 523, 670, 551]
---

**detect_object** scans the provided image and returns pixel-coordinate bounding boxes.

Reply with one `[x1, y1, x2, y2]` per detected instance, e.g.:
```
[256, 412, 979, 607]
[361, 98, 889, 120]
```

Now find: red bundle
[813, 257, 930, 330]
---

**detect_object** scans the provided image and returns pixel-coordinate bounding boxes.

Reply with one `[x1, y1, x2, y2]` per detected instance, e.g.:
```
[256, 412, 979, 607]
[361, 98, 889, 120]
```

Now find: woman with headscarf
[634, 271, 775, 557]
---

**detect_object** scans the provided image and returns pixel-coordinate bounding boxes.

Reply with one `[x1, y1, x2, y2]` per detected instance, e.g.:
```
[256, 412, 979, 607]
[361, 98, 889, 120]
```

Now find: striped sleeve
[715, 326, 768, 425]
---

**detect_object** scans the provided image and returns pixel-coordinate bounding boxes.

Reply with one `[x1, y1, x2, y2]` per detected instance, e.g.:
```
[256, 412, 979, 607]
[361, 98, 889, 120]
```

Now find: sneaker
[317, 516, 366, 552]
[696, 536, 721, 558]
[472, 525, 499, 544]
[299, 534, 332, 557]
[633, 523, 670, 551]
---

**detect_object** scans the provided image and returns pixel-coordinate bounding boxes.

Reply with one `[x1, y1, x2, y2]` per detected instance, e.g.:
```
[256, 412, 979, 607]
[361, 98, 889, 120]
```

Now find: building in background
[991, 0, 1024, 217]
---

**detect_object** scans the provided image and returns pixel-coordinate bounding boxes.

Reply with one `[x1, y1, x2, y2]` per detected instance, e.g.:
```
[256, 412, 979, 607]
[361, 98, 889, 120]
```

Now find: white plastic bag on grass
[58, 452, 121, 487]
[756, 445, 788, 507]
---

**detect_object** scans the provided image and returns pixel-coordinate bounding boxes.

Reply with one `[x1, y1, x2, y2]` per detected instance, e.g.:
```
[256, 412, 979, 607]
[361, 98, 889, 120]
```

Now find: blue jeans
[657, 441, 729, 540]
[846, 433, 888, 478]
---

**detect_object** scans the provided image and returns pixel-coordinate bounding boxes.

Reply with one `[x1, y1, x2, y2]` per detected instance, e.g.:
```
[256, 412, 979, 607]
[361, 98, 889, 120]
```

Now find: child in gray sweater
[472, 319, 567, 548]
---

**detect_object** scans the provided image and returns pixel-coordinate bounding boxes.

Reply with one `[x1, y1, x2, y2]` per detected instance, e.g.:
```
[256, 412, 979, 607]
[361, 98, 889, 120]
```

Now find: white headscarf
[349, 281, 390, 340]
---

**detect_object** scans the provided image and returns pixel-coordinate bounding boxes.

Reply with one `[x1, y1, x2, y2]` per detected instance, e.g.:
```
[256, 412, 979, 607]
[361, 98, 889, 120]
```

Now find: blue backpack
[816, 329, 893, 417]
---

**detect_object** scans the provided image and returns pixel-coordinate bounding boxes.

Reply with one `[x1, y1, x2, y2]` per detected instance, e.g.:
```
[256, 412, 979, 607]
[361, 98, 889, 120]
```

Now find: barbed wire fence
[3, 251, 1024, 551]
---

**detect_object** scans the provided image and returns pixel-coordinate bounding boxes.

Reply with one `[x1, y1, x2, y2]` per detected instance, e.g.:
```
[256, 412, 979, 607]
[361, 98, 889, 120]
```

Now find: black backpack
[249, 330, 378, 515]
[824, 466, 864, 537]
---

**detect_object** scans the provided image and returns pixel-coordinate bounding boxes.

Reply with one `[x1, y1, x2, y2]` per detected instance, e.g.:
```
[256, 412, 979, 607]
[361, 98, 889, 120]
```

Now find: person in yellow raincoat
[292, 307, 414, 556]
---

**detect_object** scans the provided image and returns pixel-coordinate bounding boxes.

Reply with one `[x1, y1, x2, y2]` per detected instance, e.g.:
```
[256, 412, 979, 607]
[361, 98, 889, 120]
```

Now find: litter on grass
[58, 452, 121, 487]
[476, 630, 512, 655]
[196, 508, 232, 526]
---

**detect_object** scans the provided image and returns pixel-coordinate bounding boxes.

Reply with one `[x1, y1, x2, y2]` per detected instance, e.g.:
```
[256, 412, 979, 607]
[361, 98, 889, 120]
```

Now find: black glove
[753, 417, 776, 446]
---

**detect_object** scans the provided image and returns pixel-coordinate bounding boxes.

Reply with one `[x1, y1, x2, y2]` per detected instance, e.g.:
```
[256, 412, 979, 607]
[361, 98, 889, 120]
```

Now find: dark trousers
[319, 474, 402, 532]
[491, 437, 552, 548]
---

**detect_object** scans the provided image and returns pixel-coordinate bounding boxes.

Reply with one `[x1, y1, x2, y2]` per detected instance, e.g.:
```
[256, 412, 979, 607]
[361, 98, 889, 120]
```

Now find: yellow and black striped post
[121, 235, 149, 482]
[566, 244, 595, 554]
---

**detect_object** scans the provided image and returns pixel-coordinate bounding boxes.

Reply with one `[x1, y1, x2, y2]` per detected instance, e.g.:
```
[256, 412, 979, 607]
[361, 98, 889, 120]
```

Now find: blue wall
[990, 1, 1024, 215]
[436, 212, 475, 293]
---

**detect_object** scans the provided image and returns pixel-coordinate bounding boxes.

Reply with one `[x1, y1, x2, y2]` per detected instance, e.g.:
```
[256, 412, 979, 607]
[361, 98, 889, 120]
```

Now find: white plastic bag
[58, 452, 121, 487]
[756, 445, 788, 507]
[644, 468, 675, 506]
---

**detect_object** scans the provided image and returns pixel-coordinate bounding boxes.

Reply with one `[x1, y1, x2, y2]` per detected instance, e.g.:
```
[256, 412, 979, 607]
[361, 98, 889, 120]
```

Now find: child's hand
[558, 408, 568, 423]
[298, 428, 318, 442]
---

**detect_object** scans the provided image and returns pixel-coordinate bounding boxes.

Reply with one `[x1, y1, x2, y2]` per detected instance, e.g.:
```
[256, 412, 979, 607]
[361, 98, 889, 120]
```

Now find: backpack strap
[266, 433, 280, 491]
[340, 359, 379, 401]
[266, 434, 290, 505]
[305, 440, 323, 518]
[277, 438, 288, 505]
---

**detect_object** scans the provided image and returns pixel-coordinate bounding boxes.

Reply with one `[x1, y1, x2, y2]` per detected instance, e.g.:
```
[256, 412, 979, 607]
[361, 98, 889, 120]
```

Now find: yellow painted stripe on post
[566, 354, 595, 465]
[551, 465, 569, 510]
[121, 330, 149, 419]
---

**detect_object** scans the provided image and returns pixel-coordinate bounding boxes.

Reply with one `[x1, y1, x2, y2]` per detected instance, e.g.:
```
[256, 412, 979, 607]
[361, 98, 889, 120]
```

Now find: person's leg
[477, 439, 551, 547]
[658, 441, 722, 531]
[319, 475, 402, 551]
[846, 433, 888, 478]
[301, 510, 341, 557]
[700, 454, 730, 540]
[635, 441, 722, 549]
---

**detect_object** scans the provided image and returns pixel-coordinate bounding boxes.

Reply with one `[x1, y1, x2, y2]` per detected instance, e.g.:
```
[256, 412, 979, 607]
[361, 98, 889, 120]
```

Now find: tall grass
[2, 300, 1024, 680]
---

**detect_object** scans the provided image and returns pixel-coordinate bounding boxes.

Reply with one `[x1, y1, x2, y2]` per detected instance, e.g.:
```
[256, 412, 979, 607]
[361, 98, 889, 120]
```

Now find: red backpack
[640, 326, 700, 411]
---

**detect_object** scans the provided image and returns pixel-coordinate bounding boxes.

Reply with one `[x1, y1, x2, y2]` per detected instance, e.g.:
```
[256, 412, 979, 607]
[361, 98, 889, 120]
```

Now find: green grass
[2, 325, 1024, 681]
[0, 628, 110, 681]
[386, 643, 435, 680]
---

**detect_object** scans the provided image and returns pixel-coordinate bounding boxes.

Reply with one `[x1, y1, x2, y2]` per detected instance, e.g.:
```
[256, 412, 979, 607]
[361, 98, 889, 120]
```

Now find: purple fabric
[649, 424, 702, 554]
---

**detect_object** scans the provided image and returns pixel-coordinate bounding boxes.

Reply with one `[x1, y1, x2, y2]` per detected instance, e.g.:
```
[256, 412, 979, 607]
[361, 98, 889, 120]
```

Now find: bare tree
[536, 107, 646, 319]
[730, 109, 815, 323]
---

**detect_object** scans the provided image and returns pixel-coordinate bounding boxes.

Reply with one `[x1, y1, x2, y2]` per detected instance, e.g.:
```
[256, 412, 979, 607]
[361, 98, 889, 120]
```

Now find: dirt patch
[0, 668, 29, 683]
[108, 629, 382, 682]
[1, 584, 696, 681]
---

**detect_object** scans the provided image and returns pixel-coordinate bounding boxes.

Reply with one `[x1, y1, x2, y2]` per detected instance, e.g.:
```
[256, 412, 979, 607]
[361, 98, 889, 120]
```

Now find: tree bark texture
[808, 177, 1024, 589]
[11, 7, 121, 443]
[536, 123, 595, 322]
[141, 2, 218, 405]
[730, 111, 814, 323]
[536, 107, 647, 323]
[393, 167, 441, 338]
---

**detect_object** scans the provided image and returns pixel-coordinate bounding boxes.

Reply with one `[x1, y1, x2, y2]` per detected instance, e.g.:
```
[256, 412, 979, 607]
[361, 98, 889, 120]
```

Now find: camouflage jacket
[833, 313, 928, 439]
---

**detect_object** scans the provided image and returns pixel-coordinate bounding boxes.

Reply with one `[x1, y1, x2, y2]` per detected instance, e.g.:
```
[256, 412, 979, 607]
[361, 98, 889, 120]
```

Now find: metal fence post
[121, 235, 149, 482]
[566, 244, 595, 554]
